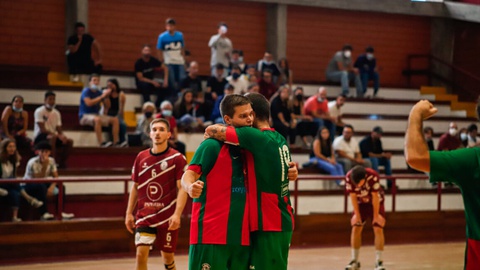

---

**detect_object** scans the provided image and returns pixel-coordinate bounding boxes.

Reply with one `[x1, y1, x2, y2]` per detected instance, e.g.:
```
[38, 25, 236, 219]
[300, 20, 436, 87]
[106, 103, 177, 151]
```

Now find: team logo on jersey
[160, 161, 168, 171]
[147, 182, 163, 201]
[373, 183, 380, 190]
[142, 162, 148, 169]
[201, 263, 211, 270]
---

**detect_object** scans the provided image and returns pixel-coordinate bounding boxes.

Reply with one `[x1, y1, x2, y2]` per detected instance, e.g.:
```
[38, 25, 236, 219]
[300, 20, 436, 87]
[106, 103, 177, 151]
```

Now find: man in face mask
[354, 46, 380, 98]
[256, 51, 281, 82]
[33, 91, 74, 168]
[303, 87, 336, 133]
[227, 64, 248, 95]
[157, 100, 186, 156]
[326, 44, 363, 98]
[437, 122, 462, 151]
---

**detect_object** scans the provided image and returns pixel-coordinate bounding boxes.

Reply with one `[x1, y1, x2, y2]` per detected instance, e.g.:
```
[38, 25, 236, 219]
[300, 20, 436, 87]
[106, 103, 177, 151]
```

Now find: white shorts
[80, 114, 112, 127]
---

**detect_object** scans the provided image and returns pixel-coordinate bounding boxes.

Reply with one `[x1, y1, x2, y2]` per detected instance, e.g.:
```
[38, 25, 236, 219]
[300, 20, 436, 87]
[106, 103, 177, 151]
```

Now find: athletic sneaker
[41, 212, 55, 220]
[345, 260, 360, 270]
[30, 198, 44, 208]
[100, 141, 113, 148]
[114, 141, 128, 148]
[0, 188, 8, 196]
[61, 212, 75, 219]
[12, 217, 22, 222]
[374, 261, 385, 270]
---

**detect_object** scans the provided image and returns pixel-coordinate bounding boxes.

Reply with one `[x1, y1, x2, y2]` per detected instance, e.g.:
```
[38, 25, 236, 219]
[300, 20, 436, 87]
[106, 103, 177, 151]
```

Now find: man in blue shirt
[354, 46, 380, 98]
[157, 18, 186, 94]
[79, 74, 120, 147]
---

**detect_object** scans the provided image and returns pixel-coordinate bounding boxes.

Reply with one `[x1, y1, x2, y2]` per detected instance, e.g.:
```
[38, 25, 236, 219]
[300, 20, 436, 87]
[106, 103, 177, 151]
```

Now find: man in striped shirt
[125, 118, 188, 270]
[205, 93, 297, 270]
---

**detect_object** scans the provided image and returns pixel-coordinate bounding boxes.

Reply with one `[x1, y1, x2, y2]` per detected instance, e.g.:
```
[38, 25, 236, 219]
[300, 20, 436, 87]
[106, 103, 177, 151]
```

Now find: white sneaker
[346, 260, 360, 270]
[61, 212, 75, 219]
[0, 188, 8, 196]
[41, 212, 55, 220]
[30, 198, 44, 208]
[12, 217, 22, 222]
[374, 261, 385, 270]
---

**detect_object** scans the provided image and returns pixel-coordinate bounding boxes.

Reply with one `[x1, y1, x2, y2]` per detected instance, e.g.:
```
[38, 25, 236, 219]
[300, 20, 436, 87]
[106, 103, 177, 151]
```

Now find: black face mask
[296, 94, 303, 101]
[144, 112, 153, 118]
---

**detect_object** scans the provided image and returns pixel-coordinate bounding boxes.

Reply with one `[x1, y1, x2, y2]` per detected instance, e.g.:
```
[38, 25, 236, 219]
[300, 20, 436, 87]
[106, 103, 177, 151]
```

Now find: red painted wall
[287, 5, 431, 87]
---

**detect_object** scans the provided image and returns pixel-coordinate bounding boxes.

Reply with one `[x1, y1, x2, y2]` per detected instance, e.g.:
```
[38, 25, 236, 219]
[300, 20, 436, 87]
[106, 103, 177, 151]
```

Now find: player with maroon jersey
[125, 118, 188, 270]
[345, 165, 386, 270]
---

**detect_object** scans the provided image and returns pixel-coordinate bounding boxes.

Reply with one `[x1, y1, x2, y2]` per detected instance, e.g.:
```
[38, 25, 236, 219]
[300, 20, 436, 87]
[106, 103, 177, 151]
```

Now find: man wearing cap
[208, 22, 233, 77]
[359, 126, 393, 189]
[157, 18, 186, 92]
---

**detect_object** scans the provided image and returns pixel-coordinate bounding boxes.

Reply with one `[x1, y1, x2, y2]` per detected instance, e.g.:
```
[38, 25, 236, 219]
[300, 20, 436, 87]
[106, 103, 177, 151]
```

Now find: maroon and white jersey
[345, 167, 384, 205]
[131, 147, 187, 228]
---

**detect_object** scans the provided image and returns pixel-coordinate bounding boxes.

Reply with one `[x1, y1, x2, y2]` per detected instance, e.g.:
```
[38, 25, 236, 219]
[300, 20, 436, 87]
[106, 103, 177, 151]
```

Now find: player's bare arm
[350, 193, 362, 226]
[405, 100, 438, 172]
[168, 180, 188, 230]
[204, 124, 227, 141]
[125, 182, 138, 234]
[181, 170, 204, 198]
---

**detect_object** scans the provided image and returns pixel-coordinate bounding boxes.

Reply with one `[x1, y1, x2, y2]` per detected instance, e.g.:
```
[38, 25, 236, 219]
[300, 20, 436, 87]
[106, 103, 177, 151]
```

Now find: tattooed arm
[204, 124, 227, 141]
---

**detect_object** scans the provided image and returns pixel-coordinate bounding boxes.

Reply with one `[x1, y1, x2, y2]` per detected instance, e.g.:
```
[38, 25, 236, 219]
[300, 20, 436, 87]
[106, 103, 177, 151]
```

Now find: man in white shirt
[33, 91, 73, 168]
[208, 22, 233, 77]
[333, 124, 372, 181]
[327, 94, 347, 138]
[226, 64, 248, 94]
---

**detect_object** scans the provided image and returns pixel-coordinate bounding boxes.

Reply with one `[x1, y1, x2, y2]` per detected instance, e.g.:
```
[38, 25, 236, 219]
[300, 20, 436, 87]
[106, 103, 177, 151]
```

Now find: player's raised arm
[181, 169, 204, 198]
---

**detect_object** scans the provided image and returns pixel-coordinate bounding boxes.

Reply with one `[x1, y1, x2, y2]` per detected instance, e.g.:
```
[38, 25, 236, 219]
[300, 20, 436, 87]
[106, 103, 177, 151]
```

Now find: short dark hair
[350, 165, 366, 185]
[262, 69, 273, 76]
[165, 18, 176, 25]
[215, 63, 225, 70]
[89, 73, 100, 82]
[74, 22, 85, 29]
[218, 22, 228, 28]
[423, 126, 433, 134]
[44, 91, 55, 100]
[366, 46, 374, 53]
[245, 92, 270, 121]
[35, 141, 52, 151]
[150, 118, 170, 131]
[232, 49, 240, 55]
[342, 44, 353, 51]
[220, 94, 251, 118]
[338, 94, 347, 99]
[231, 64, 241, 72]
[468, 123, 478, 132]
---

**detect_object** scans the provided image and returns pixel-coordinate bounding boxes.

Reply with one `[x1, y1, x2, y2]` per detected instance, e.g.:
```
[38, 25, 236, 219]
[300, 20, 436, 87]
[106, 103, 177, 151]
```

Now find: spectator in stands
[156, 101, 186, 156]
[247, 83, 260, 94]
[326, 44, 363, 98]
[229, 49, 246, 74]
[467, 123, 480, 148]
[206, 63, 228, 102]
[180, 61, 203, 94]
[271, 86, 296, 147]
[227, 64, 249, 94]
[333, 124, 372, 179]
[291, 86, 317, 148]
[173, 90, 207, 131]
[0, 139, 34, 222]
[328, 94, 347, 137]
[211, 84, 235, 124]
[257, 52, 280, 82]
[459, 127, 468, 148]
[157, 18, 186, 92]
[437, 122, 462, 151]
[258, 69, 277, 100]
[184, 49, 192, 72]
[424, 126, 435, 151]
[246, 64, 257, 81]
[248, 74, 258, 84]
[278, 58, 293, 90]
[309, 126, 344, 182]
[79, 74, 120, 147]
[359, 126, 393, 189]
[304, 87, 335, 134]
[136, 102, 156, 147]
[66, 22, 102, 81]
[354, 46, 380, 98]
[1, 95, 33, 157]
[208, 22, 233, 77]
[23, 142, 74, 220]
[33, 91, 73, 168]
[103, 79, 127, 147]
[135, 44, 169, 108]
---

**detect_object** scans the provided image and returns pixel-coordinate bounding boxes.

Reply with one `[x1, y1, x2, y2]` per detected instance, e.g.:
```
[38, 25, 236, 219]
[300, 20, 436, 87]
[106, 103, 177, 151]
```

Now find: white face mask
[344, 50, 351, 58]
[45, 104, 55, 110]
[449, 128, 457, 136]
[461, 133, 468, 141]
[366, 53, 374, 60]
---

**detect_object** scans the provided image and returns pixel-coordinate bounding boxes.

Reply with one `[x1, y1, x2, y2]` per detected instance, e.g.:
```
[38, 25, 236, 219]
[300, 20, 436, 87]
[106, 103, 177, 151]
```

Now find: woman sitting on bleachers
[103, 78, 127, 147]
[1, 95, 33, 157]
[309, 126, 344, 184]
[173, 89, 208, 131]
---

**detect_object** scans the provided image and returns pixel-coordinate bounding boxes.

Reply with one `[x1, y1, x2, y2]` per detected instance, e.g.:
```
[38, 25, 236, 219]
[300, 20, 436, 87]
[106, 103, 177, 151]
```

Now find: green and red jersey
[188, 139, 249, 246]
[429, 148, 480, 269]
[225, 126, 294, 232]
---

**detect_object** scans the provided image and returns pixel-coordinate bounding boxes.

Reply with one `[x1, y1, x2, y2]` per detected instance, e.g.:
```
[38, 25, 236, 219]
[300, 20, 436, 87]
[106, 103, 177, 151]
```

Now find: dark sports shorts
[354, 203, 386, 227]
[135, 226, 178, 253]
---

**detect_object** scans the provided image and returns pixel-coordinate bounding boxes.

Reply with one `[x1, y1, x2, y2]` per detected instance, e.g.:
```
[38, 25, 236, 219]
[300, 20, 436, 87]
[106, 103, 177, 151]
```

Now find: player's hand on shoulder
[188, 180, 204, 198]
